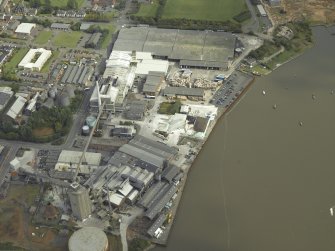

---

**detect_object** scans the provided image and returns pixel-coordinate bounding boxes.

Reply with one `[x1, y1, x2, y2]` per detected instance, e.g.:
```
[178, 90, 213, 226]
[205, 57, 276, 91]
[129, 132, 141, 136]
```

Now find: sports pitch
[162, 0, 247, 21]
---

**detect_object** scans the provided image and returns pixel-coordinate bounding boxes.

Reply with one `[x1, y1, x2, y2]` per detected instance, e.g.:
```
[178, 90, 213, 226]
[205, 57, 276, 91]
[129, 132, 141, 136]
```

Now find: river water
[154, 26, 335, 251]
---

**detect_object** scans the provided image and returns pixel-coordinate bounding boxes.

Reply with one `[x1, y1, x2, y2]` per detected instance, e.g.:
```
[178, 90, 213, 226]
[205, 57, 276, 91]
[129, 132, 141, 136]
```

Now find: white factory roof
[135, 51, 153, 60]
[55, 163, 98, 174]
[68, 227, 108, 251]
[257, 4, 267, 16]
[108, 192, 124, 206]
[135, 59, 169, 75]
[15, 23, 36, 34]
[128, 189, 139, 202]
[106, 51, 131, 68]
[6, 95, 26, 120]
[58, 150, 101, 166]
[117, 180, 133, 197]
[180, 104, 218, 120]
[18, 48, 52, 71]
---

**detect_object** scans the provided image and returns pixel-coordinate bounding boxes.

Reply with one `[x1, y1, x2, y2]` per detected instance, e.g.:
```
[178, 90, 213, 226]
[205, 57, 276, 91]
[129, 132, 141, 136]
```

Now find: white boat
[330, 207, 334, 216]
[262, 90, 266, 95]
[273, 104, 277, 109]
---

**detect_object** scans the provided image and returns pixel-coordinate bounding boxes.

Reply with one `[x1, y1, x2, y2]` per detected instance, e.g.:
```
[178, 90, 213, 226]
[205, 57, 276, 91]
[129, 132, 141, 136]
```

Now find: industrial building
[180, 104, 218, 120]
[68, 227, 108, 251]
[163, 86, 205, 100]
[18, 48, 52, 71]
[142, 71, 165, 98]
[6, 95, 26, 120]
[50, 23, 70, 30]
[85, 32, 102, 48]
[123, 100, 147, 121]
[0, 86, 13, 110]
[110, 126, 136, 138]
[90, 81, 119, 113]
[68, 182, 92, 221]
[269, 0, 281, 7]
[113, 27, 236, 70]
[55, 150, 102, 174]
[102, 51, 135, 111]
[60, 65, 93, 86]
[15, 22, 36, 35]
[25, 92, 39, 115]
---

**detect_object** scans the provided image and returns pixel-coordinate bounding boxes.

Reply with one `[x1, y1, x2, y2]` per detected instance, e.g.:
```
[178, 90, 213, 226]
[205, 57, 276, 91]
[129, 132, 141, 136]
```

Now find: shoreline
[149, 74, 256, 248]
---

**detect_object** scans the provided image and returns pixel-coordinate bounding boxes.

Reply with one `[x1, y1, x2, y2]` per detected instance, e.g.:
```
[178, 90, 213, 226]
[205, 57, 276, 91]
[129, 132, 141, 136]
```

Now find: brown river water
[154, 26, 335, 251]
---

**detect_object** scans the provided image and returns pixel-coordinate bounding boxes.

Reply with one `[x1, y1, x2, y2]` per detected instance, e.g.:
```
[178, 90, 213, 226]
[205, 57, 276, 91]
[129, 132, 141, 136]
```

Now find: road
[0, 145, 19, 188]
[243, 0, 260, 34]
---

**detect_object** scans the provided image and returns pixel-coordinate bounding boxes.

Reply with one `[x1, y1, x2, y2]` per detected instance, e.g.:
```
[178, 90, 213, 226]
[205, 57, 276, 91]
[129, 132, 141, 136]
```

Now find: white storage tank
[82, 125, 90, 136]
[86, 116, 97, 128]
[68, 227, 108, 251]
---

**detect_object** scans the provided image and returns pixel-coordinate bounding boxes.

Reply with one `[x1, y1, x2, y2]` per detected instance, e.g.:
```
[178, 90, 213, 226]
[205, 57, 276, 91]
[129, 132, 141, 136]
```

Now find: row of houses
[56, 10, 86, 18]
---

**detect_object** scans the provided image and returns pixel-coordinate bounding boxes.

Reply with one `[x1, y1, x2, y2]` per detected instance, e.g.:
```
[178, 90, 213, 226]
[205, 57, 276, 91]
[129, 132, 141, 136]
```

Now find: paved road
[0, 145, 19, 187]
[243, 0, 260, 34]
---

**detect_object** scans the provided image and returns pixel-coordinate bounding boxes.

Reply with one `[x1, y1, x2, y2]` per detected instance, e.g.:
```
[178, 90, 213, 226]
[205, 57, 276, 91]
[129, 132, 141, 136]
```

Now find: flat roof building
[142, 71, 165, 97]
[15, 22, 36, 35]
[51, 23, 70, 30]
[18, 48, 52, 71]
[6, 95, 26, 120]
[163, 87, 205, 100]
[0, 87, 13, 110]
[113, 27, 236, 70]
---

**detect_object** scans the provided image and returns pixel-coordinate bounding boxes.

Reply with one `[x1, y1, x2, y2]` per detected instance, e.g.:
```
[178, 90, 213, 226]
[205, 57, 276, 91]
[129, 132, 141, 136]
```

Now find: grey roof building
[51, 23, 71, 30]
[123, 100, 147, 121]
[113, 27, 236, 70]
[163, 87, 204, 98]
[142, 71, 164, 97]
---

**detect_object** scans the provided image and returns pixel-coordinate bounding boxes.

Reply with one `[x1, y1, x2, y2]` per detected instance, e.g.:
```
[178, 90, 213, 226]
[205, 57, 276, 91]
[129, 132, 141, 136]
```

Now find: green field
[52, 31, 82, 48]
[135, 0, 159, 17]
[3, 48, 28, 72]
[41, 51, 60, 73]
[40, 0, 85, 8]
[34, 30, 52, 45]
[98, 24, 116, 49]
[162, 0, 247, 21]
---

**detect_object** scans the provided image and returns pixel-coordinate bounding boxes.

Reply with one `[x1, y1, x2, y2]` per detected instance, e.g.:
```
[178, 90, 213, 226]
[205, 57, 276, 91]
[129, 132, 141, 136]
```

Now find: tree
[67, 0, 79, 10]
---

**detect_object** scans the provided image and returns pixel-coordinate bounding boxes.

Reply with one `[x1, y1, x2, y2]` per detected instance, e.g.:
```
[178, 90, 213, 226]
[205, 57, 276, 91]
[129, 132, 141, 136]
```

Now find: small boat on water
[262, 90, 266, 95]
[299, 121, 303, 126]
[312, 94, 316, 100]
[330, 207, 334, 216]
[273, 104, 277, 109]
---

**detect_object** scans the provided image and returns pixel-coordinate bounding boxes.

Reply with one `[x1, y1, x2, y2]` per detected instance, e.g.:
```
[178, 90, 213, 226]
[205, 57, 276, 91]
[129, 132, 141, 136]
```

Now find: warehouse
[123, 100, 147, 121]
[85, 32, 102, 48]
[257, 4, 267, 17]
[142, 71, 165, 98]
[51, 23, 70, 30]
[18, 48, 52, 71]
[113, 27, 236, 70]
[58, 150, 101, 166]
[15, 22, 36, 36]
[6, 95, 26, 120]
[135, 59, 169, 76]
[61, 65, 93, 85]
[163, 87, 204, 100]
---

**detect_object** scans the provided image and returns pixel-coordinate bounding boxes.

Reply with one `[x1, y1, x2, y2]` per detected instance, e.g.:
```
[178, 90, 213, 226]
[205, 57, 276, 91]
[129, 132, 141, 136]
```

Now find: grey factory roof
[147, 213, 166, 237]
[61, 65, 92, 85]
[194, 117, 210, 132]
[144, 183, 177, 220]
[86, 32, 102, 46]
[113, 27, 236, 65]
[129, 135, 178, 159]
[163, 87, 204, 97]
[162, 165, 180, 183]
[142, 71, 164, 93]
[0, 92, 12, 106]
[119, 144, 165, 169]
[124, 100, 147, 121]
[139, 182, 167, 209]
[180, 59, 227, 69]
[51, 23, 70, 29]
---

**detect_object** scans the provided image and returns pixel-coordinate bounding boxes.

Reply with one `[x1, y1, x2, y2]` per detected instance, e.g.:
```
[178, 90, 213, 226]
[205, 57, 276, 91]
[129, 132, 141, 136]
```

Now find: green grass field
[135, 0, 159, 17]
[40, 0, 85, 8]
[162, 0, 247, 21]
[41, 51, 60, 73]
[3, 48, 29, 72]
[52, 31, 82, 48]
[34, 30, 52, 45]
[98, 24, 116, 49]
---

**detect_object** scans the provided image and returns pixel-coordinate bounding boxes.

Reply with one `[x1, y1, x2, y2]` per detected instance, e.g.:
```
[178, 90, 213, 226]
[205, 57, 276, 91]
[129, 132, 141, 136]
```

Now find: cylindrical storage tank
[68, 227, 108, 251]
[86, 116, 96, 128]
[82, 125, 90, 136]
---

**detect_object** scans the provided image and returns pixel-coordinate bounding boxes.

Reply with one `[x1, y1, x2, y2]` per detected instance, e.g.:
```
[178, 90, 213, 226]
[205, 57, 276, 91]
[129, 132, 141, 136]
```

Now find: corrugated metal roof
[163, 86, 204, 97]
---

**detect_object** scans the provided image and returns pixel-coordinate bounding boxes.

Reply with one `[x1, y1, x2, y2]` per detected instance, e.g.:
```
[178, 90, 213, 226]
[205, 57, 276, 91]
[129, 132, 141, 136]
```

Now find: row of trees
[29, 0, 79, 13]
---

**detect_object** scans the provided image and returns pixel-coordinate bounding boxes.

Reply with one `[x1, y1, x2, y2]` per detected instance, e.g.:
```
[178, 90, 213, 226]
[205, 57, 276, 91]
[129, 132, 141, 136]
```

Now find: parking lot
[211, 71, 253, 108]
